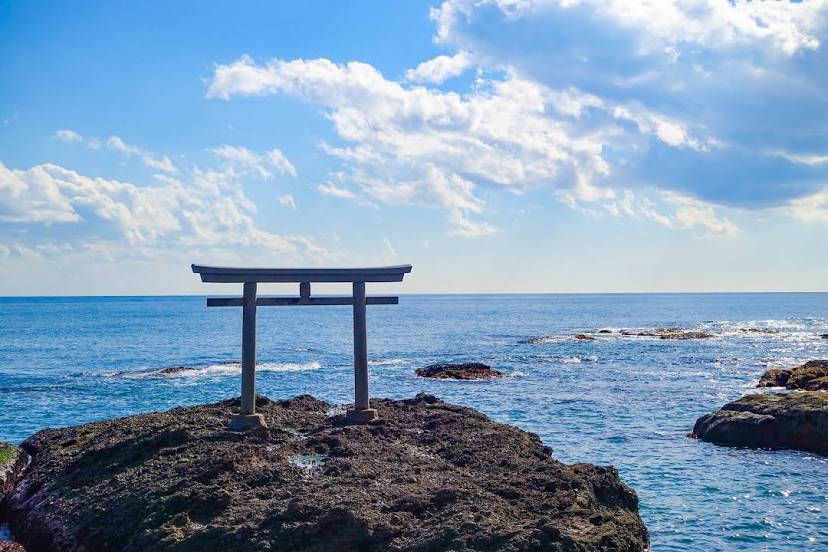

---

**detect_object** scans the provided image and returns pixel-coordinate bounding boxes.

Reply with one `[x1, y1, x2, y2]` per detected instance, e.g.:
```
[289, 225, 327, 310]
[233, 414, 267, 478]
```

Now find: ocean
[1, 293, 826, 550]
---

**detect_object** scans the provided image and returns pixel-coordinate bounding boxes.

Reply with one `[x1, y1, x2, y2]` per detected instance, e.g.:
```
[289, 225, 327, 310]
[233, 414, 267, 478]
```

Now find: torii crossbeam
[192, 264, 412, 430]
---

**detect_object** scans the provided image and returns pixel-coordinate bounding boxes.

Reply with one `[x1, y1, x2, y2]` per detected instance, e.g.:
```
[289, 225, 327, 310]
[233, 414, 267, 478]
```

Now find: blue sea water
[1, 293, 827, 550]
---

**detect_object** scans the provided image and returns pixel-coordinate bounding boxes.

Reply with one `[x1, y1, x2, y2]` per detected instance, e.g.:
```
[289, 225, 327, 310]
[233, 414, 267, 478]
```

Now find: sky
[1, 0, 827, 295]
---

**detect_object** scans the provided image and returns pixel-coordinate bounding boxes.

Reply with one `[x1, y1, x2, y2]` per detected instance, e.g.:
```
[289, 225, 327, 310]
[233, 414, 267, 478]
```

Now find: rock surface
[415, 363, 504, 380]
[618, 328, 713, 340]
[691, 392, 828, 454]
[574, 334, 596, 341]
[0, 442, 27, 501]
[757, 360, 828, 390]
[5, 395, 648, 552]
[757, 369, 791, 388]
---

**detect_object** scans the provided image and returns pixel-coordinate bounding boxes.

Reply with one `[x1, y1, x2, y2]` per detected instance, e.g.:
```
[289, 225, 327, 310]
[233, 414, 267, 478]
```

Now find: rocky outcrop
[691, 393, 828, 454]
[574, 334, 596, 341]
[5, 394, 648, 551]
[0, 443, 27, 552]
[525, 335, 555, 344]
[618, 328, 713, 340]
[757, 369, 790, 388]
[0, 443, 27, 501]
[757, 360, 828, 390]
[416, 363, 504, 380]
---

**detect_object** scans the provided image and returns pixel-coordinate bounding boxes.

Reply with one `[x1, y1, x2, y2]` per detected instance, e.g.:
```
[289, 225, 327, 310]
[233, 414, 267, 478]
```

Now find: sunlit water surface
[1, 294, 827, 550]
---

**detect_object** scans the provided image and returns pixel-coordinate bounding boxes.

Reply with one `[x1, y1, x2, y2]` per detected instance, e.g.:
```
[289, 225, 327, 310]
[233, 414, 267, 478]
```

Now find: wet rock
[6, 394, 648, 551]
[757, 360, 828, 390]
[757, 369, 790, 388]
[785, 360, 828, 391]
[739, 328, 779, 334]
[525, 335, 554, 344]
[618, 328, 713, 339]
[155, 366, 191, 376]
[575, 334, 596, 341]
[658, 331, 713, 340]
[820, 334, 828, 339]
[597, 329, 613, 334]
[0, 442, 27, 501]
[691, 392, 828, 454]
[415, 362, 504, 380]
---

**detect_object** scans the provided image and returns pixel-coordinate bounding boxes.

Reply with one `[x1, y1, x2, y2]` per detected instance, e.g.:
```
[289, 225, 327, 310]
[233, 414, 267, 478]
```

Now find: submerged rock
[691, 393, 828, 454]
[574, 334, 596, 341]
[525, 335, 555, 344]
[738, 328, 779, 334]
[618, 328, 713, 339]
[5, 394, 648, 551]
[415, 363, 504, 380]
[757, 360, 828, 390]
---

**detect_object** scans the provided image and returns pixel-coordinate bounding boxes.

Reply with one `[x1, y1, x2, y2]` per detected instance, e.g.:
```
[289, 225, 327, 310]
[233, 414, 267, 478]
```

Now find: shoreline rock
[415, 363, 504, 380]
[0, 442, 27, 502]
[618, 328, 713, 340]
[691, 393, 828, 454]
[5, 394, 648, 551]
[757, 360, 828, 391]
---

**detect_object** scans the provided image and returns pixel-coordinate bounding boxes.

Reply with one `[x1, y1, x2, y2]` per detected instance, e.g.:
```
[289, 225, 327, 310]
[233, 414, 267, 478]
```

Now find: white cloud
[0, 160, 325, 260]
[317, 182, 358, 200]
[661, 191, 738, 237]
[278, 194, 297, 209]
[432, 0, 823, 55]
[53, 129, 101, 149]
[107, 135, 178, 173]
[209, 145, 297, 178]
[54, 129, 82, 142]
[788, 185, 828, 222]
[405, 51, 472, 84]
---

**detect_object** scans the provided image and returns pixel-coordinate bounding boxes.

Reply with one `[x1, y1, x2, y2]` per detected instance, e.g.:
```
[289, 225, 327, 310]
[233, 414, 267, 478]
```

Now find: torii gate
[192, 264, 412, 430]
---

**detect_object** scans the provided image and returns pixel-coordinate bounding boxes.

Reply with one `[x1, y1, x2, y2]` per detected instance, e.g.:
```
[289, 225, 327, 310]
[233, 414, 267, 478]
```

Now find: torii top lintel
[191, 264, 412, 284]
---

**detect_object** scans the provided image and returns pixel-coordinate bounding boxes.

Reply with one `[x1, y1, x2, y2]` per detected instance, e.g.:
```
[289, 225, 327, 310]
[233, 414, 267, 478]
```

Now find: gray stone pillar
[229, 282, 267, 431]
[346, 281, 377, 423]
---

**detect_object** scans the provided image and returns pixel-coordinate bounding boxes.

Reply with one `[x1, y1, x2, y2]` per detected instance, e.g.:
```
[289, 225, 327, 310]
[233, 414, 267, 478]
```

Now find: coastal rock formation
[691, 393, 828, 454]
[738, 328, 779, 334]
[415, 363, 504, 380]
[757, 369, 790, 388]
[0, 442, 27, 501]
[574, 334, 596, 341]
[5, 394, 648, 551]
[757, 360, 828, 390]
[525, 335, 555, 344]
[619, 328, 713, 340]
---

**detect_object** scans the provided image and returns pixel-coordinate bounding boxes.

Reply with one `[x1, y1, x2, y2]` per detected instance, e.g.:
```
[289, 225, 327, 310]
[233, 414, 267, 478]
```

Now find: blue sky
[1, 0, 827, 294]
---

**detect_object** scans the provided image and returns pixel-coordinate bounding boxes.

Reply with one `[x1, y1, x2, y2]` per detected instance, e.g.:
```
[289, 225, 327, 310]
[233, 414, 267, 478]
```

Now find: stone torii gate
[192, 264, 412, 430]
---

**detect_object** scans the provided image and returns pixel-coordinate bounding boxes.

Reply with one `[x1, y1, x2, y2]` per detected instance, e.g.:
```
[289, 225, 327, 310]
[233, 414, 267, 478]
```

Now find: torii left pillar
[229, 282, 267, 431]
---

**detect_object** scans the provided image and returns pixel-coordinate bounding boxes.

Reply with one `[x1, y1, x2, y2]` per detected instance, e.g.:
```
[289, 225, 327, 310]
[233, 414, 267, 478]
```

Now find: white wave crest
[368, 358, 408, 366]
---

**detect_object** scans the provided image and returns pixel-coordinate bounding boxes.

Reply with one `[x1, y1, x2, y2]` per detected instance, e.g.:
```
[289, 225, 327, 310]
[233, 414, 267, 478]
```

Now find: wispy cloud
[106, 135, 177, 173]
[209, 144, 297, 178]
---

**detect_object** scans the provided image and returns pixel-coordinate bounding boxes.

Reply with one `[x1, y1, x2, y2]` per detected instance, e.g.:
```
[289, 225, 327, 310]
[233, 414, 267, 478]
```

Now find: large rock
[0, 442, 27, 501]
[5, 395, 648, 551]
[691, 393, 828, 454]
[618, 328, 713, 340]
[415, 363, 504, 380]
[756, 360, 828, 390]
